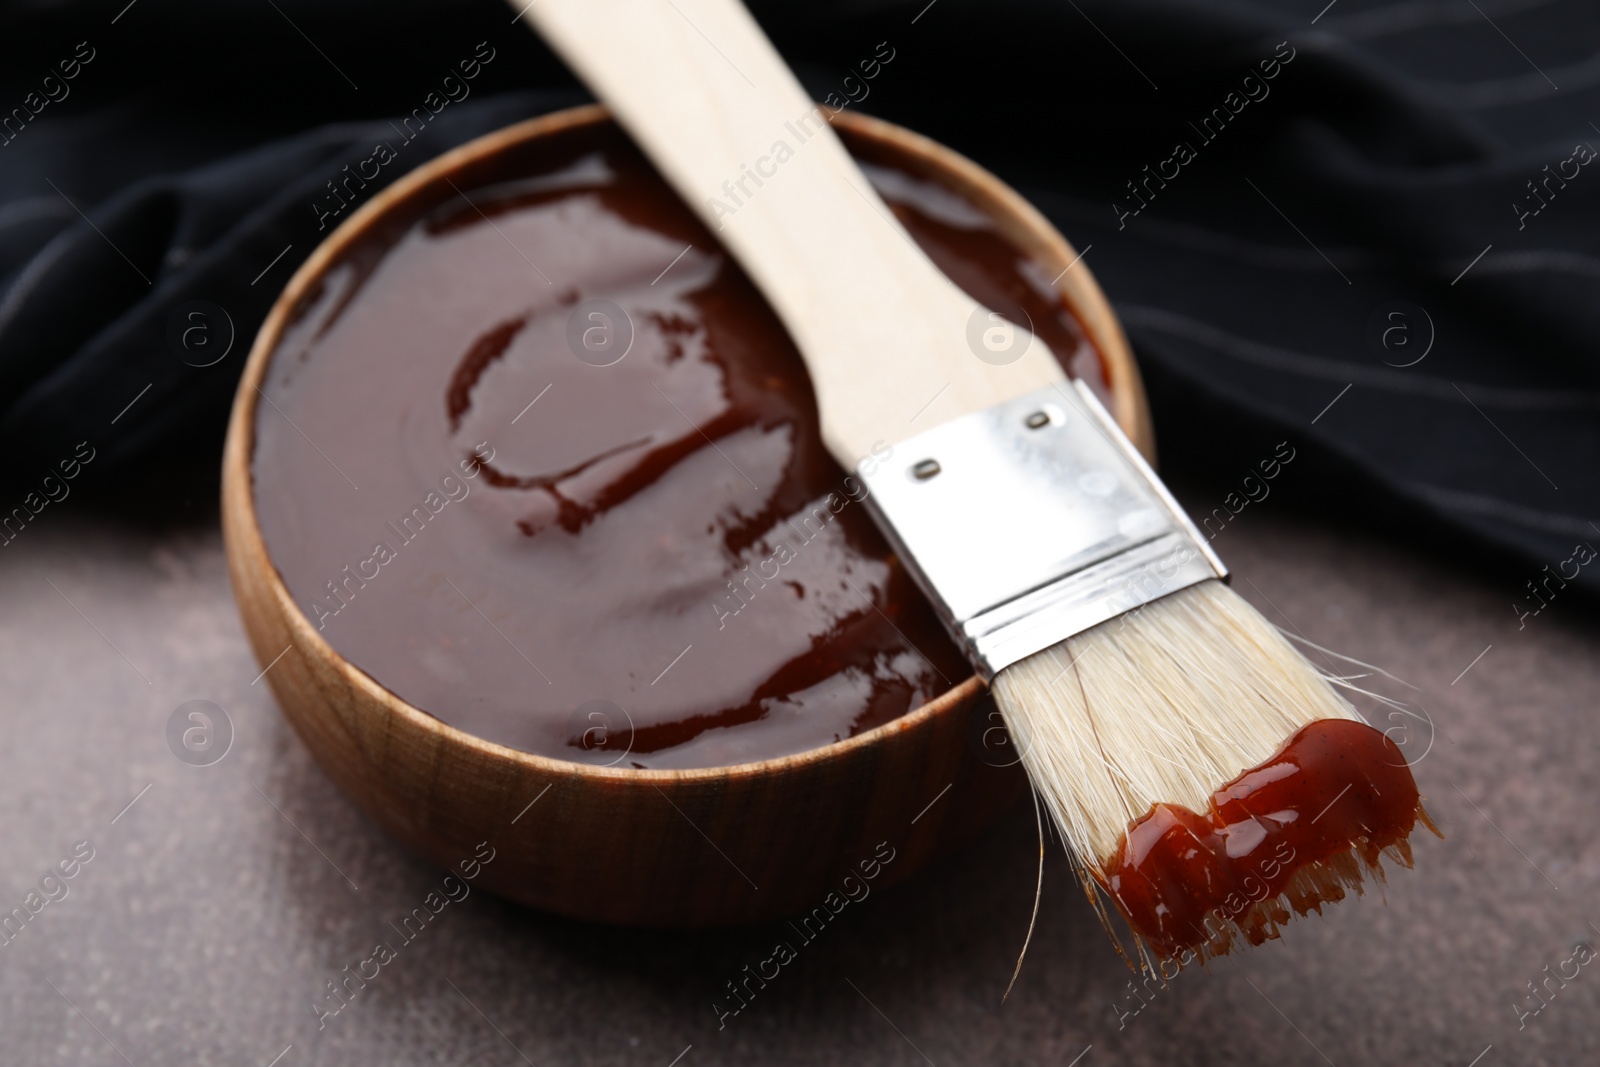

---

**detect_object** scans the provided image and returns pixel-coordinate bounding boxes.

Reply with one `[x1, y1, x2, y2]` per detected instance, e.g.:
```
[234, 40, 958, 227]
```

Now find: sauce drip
[251, 122, 1106, 769]
[1101, 718, 1437, 962]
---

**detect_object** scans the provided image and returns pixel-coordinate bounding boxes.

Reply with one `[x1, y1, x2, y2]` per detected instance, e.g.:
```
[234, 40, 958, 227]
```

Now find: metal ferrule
[858, 381, 1226, 681]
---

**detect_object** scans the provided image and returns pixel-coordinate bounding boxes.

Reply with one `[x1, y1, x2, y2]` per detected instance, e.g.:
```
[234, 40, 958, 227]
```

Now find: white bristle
[992, 579, 1363, 877]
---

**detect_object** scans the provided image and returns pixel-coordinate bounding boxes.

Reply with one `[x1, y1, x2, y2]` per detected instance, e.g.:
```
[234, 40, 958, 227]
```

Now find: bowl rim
[224, 102, 1145, 787]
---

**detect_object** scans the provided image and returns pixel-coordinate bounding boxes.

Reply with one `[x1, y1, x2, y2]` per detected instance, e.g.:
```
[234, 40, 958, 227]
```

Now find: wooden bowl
[222, 105, 1150, 926]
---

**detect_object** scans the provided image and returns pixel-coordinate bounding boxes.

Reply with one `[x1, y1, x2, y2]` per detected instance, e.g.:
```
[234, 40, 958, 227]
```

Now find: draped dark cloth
[3, 0, 1597, 597]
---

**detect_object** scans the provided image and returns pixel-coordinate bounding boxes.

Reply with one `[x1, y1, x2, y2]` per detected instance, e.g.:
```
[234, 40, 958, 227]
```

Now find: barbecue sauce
[1100, 718, 1438, 962]
[251, 121, 1106, 769]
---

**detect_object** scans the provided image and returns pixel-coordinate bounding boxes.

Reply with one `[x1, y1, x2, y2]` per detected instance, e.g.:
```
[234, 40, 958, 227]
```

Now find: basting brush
[513, 0, 1436, 967]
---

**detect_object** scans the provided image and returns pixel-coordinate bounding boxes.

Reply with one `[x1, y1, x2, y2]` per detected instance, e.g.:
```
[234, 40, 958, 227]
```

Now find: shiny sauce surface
[1101, 718, 1434, 960]
[252, 123, 1105, 769]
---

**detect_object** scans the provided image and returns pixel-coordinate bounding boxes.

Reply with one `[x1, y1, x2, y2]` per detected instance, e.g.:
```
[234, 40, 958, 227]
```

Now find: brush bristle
[1150, 826, 1437, 965]
[992, 578, 1387, 965]
[994, 579, 1360, 864]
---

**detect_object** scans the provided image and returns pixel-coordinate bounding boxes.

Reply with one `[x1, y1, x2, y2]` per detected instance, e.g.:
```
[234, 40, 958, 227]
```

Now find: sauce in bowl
[253, 121, 1105, 769]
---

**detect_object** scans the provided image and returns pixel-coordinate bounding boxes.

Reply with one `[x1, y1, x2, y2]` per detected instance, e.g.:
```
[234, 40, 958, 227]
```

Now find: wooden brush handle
[516, 0, 1066, 467]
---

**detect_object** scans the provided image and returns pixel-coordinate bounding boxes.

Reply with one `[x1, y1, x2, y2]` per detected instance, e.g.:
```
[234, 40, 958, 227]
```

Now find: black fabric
[3, 0, 1598, 599]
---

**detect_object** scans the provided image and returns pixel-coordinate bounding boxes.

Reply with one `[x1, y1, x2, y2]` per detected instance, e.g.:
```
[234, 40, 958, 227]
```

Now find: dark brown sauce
[252, 121, 1105, 769]
[1101, 718, 1438, 962]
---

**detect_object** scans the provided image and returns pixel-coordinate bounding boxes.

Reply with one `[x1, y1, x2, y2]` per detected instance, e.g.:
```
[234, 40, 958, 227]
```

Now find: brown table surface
[2, 489, 1596, 1067]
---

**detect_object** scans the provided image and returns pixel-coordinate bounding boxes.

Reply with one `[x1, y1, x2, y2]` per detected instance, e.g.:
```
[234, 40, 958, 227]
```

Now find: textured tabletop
[1, 493, 1595, 1067]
